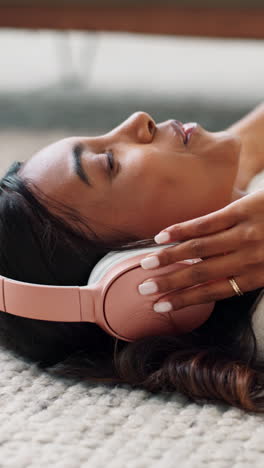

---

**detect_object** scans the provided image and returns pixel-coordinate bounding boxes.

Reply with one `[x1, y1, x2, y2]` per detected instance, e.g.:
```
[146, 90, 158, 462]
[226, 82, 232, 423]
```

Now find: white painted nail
[153, 302, 173, 313]
[140, 255, 160, 269]
[154, 232, 170, 244]
[138, 281, 158, 295]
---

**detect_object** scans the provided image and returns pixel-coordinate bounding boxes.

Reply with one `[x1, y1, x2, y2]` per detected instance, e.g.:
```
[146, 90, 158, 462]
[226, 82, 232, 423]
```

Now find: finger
[154, 279, 238, 312]
[141, 224, 243, 269]
[139, 250, 245, 296]
[156, 244, 264, 294]
[154, 202, 243, 244]
[153, 268, 263, 312]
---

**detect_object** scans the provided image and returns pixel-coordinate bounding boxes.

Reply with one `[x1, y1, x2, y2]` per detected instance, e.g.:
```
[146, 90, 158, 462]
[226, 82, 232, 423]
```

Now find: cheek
[166, 159, 233, 220]
[117, 177, 175, 236]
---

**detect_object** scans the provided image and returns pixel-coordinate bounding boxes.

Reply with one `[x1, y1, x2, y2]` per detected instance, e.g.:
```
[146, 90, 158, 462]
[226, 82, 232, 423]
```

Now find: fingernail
[154, 232, 170, 244]
[140, 255, 160, 269]
[153, 301, 173, 313]
[138, 281, 158, 295]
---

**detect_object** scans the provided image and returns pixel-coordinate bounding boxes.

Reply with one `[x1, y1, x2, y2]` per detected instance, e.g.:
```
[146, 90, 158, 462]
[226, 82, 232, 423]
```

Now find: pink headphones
[0, 246, 215, 342]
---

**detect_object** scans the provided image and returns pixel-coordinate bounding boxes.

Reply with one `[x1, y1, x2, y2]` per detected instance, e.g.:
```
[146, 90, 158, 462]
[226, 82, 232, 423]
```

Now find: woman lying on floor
[1, 103, 264, 412]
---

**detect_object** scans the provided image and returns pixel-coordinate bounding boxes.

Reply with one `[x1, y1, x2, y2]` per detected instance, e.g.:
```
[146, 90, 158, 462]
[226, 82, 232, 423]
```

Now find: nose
[114, 111, 156, 144]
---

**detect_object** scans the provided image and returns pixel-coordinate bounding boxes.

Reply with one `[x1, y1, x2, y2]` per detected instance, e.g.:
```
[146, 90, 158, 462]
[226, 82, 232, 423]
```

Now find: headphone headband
[0, 275, 95, 322]
[0, 249, 215, 342]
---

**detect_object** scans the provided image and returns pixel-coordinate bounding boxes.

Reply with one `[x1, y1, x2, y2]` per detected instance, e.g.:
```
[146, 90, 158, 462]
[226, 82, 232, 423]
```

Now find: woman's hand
[138, 190, 264, 313]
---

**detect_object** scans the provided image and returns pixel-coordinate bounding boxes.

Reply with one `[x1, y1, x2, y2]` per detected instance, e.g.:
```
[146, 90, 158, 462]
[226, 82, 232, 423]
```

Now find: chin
[223, 131, 242, 162]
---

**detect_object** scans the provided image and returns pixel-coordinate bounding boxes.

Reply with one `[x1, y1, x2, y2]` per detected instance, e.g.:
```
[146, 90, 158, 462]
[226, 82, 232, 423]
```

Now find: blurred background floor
[0, 29, 263, 175]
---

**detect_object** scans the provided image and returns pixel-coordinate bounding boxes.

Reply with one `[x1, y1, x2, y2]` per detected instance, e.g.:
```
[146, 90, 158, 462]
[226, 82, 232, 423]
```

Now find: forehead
[20, 137, 76, 197]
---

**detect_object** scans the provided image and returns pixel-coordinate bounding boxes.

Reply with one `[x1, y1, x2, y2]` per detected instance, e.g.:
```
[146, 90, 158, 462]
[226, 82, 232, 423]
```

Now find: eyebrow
[72, 143, 92, 187]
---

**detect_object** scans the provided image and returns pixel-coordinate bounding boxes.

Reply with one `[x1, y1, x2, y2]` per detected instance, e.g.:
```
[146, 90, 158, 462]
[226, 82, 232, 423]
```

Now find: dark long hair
[1, 161, 264, 413]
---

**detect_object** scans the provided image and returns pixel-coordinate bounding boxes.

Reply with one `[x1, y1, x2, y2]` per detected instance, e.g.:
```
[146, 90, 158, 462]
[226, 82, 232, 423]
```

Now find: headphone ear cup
[103, 261, 215, 342]
[88, 247, 168, 285]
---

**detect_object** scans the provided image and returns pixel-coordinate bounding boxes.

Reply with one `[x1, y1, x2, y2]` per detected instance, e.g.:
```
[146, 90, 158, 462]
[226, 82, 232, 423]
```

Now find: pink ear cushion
[103, 261, 215, 341]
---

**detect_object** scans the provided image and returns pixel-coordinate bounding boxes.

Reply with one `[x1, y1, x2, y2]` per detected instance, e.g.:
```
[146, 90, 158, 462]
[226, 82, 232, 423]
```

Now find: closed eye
[106, 150, 114, 171]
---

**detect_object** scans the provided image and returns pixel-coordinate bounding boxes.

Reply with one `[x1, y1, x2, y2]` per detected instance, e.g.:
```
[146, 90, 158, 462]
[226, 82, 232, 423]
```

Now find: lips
[171, 120, 186, 144]
[172, 120, 198, 145]
[183, 122, 198, 144]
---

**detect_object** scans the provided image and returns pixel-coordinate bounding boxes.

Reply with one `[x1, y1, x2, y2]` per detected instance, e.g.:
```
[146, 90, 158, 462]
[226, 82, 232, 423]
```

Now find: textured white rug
[1, 349, 264, 468]
[1, 131, 264, 468]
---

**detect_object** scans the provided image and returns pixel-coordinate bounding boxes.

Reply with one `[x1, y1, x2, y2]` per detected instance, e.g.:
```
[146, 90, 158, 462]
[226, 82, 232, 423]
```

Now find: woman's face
[20, 112, 241, 240]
